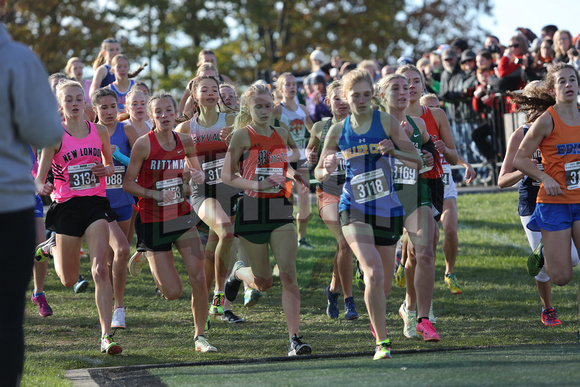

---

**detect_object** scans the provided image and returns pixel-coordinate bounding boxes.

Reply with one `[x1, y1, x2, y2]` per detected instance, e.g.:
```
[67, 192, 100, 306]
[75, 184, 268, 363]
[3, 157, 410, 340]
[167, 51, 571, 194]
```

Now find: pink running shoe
[31, 293, 53, 317]
[416, 320, 440, 342]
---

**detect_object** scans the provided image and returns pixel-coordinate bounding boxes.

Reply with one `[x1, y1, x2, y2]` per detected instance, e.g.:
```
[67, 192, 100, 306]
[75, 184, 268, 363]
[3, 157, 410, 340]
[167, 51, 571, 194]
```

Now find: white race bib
[69, 163, 99, 191]
[202, 158, 225, 185]
[331, 152, 346, 176]
[156, 177, 184, 206]
[351, 169, 390, 204]
[393, 159, 417, 185]
[565, 161, 580, 190]
[105, 165, 126, 189]
[255, 167, 283, 193]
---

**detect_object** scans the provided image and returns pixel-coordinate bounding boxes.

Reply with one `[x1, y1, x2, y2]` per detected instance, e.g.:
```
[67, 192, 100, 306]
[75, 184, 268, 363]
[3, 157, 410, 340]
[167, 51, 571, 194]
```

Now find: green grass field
[22, 191, 580, 386]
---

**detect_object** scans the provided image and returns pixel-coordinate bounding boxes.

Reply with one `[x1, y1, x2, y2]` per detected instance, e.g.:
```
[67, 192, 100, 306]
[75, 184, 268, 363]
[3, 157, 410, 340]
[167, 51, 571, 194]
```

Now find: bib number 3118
[351, 169, 389, 204]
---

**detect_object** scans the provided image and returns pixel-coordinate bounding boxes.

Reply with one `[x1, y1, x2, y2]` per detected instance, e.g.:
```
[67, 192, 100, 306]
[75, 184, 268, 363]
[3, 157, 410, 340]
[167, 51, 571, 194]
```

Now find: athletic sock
[33, 291, 44, 297]
[417, 317, 428, 323]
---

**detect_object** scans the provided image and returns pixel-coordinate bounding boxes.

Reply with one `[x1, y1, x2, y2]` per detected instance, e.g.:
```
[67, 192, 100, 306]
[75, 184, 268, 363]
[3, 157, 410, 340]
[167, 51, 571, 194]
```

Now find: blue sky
[480, 0, 580, 45]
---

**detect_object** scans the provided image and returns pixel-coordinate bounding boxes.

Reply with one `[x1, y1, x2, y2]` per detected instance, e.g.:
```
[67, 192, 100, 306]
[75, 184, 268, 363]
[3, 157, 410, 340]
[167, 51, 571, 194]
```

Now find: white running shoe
[399, 303, 419, 338]
[111, 307, 126, 329]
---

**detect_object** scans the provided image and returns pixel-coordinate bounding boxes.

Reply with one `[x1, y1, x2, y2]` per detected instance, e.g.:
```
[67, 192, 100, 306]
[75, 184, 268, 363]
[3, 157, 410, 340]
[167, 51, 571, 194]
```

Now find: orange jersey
[537, 106, 580, 204]
[239, 126, 289, 199]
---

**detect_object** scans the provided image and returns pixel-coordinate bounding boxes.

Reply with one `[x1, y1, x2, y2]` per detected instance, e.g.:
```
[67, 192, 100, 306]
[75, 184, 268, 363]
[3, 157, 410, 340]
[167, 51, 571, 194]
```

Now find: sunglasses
[103, 38, 118, 44]
[444, 57, 455, 62]
[510, 44, 520, 48]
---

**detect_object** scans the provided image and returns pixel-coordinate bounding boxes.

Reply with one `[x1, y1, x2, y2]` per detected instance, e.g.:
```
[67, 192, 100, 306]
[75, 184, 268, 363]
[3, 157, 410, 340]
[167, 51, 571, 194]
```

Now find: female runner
[107, 54, 135, 113]
[377, 73, 438, 342]
[90, 37, 121, 96]
[123, 93, 217, 352]
[514, 63, 580, 339]
[315, 69, 421, 359]
[35, 80, 120, 354]
[175, 75, 244, 324]
[273, 72, 315, 249]
[507, 73, 580, 327]
[222, 83, 312, 356]
[92, 87, 139, 329]
[305, 80, 358, 320]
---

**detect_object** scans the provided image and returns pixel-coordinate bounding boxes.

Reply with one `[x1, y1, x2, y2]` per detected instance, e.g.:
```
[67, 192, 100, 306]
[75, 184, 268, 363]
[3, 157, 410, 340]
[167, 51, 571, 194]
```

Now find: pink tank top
[52, 121, 106, 203]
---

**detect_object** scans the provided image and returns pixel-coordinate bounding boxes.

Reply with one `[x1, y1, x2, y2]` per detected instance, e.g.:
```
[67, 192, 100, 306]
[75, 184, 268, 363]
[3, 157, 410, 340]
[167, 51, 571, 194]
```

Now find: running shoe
[111, 307, 126, 329]
[272, 264, 280, 277]
[244, 287, 262, 308]
[209, 293, 225, 316]
[527, 241, 544, 277]
[399, 303, 419, 338]
[155, 287, 164, 297]
[128, 251, 148, 277]
[541, 307, 562, 326]
[73, 275, 89, 293]
[355, 260, 365, 291]
[79, 247, 87, 259]
[344, 296, 358, 320]
[444, 273, 463, 295]
[220, 310, 244, 324]
[325, 286, 339, 319]
[205, 314, 211, 331]
[577, 330, 580, 344]
[101, 334, 122, 355]
[34, 234, 56, 263]
[416, 320, 440, 342]
[31, 293, 53, 317]
[298, 238, 315, 250]
[225, 261, 244, 302]
[373, 339, 391, 360]
[429, 301, 436, 324]
[395, 262, 406, 287]
[194, 335, 217, 352]
[288, 334, 312, 356]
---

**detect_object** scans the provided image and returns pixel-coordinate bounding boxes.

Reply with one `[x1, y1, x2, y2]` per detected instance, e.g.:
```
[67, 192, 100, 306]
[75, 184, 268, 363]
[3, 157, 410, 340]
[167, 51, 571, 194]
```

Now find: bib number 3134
[351, 169, 389, 204]
[69, 163, 99, 191]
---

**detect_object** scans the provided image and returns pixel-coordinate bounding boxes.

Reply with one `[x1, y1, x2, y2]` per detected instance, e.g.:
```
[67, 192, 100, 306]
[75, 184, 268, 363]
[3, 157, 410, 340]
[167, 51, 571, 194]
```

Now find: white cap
[310, 49, 325, 63]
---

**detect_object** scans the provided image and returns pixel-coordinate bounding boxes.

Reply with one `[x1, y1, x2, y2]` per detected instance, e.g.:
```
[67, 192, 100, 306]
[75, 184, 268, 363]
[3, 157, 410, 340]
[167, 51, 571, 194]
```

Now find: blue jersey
[109, 79, 135, 112]
[518, 125, 541, 216]
[106, 122, 134, 209]
[99, 64, 116, 88]
[338, 110, 403, 218]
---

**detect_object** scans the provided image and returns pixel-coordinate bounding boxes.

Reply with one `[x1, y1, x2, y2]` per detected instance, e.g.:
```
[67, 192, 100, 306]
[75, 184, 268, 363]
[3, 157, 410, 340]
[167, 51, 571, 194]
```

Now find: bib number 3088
[351, 169, 389, 204]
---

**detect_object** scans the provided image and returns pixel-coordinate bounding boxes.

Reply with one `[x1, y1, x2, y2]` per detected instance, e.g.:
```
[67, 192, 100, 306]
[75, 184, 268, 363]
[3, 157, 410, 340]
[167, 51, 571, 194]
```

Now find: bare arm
[431, 107, 459, 165]
[95, 124, 115, 177]
[34, 144, 59, 195]
[498, 127, 526, 188]
[314, 123, 342, 182]
[90, 66, 107, 97]
[514, 112, 561, 196]
[306, 120, 323, 166]
[300, 104, 314, 132]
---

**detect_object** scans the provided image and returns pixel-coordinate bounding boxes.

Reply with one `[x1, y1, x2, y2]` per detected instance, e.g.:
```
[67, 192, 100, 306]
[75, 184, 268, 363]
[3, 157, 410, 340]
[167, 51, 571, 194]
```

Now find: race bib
[255, 167, 283, 193]
[105, 165, 126, 189]
[393, 159, 417, 185]
[202, 158, 224, 185]
[565, 161, 580, 190]
[69, 163, 99, 191]
[351, 169, 390, 204]
[331, 152, 346, 176]
[442, 165, 452, 187]
[156, 177, 184, 207]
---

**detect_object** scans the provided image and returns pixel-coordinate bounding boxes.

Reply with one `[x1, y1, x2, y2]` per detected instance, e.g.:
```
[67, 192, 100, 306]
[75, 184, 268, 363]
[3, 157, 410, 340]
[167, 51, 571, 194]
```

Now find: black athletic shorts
[339, 207, 403, 246]
[45, 196, 117, 237]
[234, 195, 294, 244]
[136, 211, 199, 252]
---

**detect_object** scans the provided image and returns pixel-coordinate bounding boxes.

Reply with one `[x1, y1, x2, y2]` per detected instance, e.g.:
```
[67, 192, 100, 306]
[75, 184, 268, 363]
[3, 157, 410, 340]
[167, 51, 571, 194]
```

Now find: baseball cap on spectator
[397, 56, 413, 66]
[451, 39, 469, 53]
[460, 50, 476, 63]
[435, 44, 451, 55]
[442, 49, 458, 61]
[310, 49, 326, 63]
